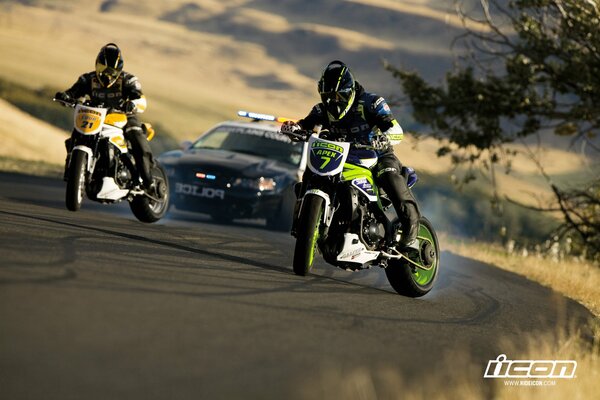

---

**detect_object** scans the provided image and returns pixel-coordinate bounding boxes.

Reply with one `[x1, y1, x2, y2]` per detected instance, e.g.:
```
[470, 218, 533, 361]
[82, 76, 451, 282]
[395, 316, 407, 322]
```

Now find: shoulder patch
[125, 74, 142, 91]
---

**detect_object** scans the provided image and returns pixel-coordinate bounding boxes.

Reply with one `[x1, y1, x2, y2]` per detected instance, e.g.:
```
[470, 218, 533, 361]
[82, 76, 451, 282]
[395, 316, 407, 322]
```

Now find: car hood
[159, 148, 297, 179]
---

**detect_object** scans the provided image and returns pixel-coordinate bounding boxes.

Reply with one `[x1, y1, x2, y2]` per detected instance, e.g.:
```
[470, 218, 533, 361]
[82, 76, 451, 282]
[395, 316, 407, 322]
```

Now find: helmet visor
[96, 64, 121, 87]
[320, 87, 353, 103]
[320, 87, 355, 119]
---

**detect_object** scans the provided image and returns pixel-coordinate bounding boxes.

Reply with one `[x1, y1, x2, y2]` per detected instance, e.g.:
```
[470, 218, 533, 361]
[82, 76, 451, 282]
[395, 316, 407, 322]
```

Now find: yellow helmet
[95, 43, 123, 87]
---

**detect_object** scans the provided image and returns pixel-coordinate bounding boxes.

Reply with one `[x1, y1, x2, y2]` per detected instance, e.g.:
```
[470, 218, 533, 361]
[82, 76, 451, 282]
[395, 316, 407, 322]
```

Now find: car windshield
[191, 125, 304, 167]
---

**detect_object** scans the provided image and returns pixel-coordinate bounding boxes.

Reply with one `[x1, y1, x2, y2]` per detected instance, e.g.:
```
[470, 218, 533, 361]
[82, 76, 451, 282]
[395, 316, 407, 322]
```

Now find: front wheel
[129, 163, 170, 223]
[385, 216, 440, 297]
[65, 151, 87, 211]
[293, 194, 323, 276]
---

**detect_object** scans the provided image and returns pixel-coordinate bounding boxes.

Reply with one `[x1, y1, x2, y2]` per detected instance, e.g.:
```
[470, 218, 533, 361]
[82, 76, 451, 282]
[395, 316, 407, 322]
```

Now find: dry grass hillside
[0, 0, 593, 206]
[0, 1, 316, 135]
[0, 0, 462, 157]
[0, 98, 66, 164]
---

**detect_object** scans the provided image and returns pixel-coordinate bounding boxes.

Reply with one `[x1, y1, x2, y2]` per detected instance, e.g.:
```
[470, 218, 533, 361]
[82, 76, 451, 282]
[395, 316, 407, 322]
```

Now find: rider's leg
[375, 153, 420, 250]
[124, 115, 154, 189]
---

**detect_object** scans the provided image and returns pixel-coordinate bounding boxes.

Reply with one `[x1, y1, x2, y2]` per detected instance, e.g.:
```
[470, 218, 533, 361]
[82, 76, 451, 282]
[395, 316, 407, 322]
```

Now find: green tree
[387, 0, 600, 261]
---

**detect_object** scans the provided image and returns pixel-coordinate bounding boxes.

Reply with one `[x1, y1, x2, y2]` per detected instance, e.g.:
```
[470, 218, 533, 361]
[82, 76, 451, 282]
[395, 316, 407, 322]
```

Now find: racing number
[319, 156, 331, 169]
[81, 121, 94, 129]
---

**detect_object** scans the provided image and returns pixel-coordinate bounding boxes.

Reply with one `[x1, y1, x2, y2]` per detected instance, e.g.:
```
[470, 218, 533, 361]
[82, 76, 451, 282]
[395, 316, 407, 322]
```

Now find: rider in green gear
[281, 60, 420, 253]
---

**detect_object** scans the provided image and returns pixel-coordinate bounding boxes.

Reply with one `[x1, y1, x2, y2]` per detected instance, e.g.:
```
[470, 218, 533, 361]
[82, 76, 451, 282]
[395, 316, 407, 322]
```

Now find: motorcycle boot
[375, 154, 421, 258]
[125, 118, 154, 191]
[397, 202, 420, 260]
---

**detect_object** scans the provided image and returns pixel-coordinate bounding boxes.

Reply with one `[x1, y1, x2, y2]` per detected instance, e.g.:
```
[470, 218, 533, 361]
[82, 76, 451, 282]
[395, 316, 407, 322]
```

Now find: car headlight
[231, 177, 276, 191]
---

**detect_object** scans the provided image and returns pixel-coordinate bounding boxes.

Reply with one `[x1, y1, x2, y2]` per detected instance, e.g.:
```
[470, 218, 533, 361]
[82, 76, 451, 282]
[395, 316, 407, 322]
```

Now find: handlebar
[52, 98, 131, 115]
[284, 130, 308, 141]
[52, 98, 77, 108]
[278, 126, 387, 150]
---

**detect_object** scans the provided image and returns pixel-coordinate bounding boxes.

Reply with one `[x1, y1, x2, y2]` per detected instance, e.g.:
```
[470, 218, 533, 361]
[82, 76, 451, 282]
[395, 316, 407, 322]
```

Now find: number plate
[74, 104, 106, 135]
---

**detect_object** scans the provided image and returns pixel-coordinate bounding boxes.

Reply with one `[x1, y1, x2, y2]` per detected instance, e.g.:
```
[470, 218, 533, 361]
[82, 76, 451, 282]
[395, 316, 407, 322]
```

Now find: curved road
[0, 172, 594, 399]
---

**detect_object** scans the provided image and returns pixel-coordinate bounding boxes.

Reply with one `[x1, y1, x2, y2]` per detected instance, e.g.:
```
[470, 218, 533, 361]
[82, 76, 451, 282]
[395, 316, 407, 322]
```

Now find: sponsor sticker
[352, 178, 376, 198]
[76, 109, 102, 133]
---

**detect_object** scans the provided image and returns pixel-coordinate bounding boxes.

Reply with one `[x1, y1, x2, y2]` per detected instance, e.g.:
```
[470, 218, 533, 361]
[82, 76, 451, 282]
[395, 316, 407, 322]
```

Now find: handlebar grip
[279, 129, 308, 142]
[52, 98, 76, 108]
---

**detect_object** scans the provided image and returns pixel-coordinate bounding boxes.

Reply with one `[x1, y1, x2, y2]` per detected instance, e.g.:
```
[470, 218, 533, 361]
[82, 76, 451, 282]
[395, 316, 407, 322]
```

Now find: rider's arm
[371, 96, 404, 145]
[123, 73, 147, 113]
[297, 104, 326, 132]
[63, 73, 92, 100]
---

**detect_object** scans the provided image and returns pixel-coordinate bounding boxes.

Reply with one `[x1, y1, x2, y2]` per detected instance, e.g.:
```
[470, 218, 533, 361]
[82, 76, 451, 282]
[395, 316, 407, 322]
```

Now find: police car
[158, 112, 307, 230]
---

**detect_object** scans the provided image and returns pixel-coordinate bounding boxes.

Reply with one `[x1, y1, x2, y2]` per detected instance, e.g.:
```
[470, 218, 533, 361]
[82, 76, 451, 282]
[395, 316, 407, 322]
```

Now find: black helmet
[318, 60, 356, 120]
[95, 43, 123, 87]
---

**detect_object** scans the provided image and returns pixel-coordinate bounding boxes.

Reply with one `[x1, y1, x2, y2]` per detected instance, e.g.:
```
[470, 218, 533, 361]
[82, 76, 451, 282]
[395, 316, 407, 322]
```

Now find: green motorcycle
[292, 132, 439, 297]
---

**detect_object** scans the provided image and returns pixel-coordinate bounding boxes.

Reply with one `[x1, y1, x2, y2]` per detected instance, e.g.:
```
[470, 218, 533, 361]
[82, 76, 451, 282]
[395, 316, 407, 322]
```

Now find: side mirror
[180, 140, 192, 150]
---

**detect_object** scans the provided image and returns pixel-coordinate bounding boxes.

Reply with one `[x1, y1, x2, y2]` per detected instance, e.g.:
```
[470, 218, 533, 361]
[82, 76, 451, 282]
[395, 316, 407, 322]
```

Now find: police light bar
[237, 110, 296, 123]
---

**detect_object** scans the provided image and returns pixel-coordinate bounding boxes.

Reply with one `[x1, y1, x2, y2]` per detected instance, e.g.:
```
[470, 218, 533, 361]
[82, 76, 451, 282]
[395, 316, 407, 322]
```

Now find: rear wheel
[130, 164, 169, 223]
[293, 195, 323, 276]
[385, 217, 439, 297]
[65, 151, 87, 211]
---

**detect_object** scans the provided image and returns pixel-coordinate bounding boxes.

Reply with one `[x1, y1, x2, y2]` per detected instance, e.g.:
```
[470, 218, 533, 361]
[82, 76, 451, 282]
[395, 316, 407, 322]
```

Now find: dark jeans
[124, 115, 154, 187]
[374, 152, 420, 245]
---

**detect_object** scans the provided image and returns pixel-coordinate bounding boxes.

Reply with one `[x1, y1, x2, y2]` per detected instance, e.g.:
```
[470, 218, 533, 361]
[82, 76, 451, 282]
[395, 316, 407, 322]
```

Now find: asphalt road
[0, 172, 594, 399]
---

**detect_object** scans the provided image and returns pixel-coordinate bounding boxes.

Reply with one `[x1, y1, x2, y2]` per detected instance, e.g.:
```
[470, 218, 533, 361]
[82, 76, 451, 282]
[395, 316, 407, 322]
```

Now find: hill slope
[0, 0, 593, 212]
[0, 98, 66, 164]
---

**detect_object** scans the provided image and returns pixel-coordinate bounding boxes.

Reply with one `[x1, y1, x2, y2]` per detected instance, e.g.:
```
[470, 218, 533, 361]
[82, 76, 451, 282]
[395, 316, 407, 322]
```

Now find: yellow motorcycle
[55, 99, 169, 222]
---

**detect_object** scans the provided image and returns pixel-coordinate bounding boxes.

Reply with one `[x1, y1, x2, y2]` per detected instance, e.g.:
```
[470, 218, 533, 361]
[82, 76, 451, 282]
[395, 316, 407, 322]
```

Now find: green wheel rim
[307, 208, 322, 267]
[411, 223, 438, 286]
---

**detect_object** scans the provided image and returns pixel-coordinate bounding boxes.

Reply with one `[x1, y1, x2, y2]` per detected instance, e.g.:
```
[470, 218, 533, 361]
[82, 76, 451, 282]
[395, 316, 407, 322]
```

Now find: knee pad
[376, 167, 398, 178]
[402, 202, 420, 223]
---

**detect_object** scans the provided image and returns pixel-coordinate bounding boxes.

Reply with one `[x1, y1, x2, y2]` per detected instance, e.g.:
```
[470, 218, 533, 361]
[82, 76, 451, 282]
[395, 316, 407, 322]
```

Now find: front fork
[65, 132, 99, 174]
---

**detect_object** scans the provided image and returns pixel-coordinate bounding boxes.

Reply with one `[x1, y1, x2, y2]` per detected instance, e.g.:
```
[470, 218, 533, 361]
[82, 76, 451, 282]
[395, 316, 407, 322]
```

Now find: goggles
[98, 65, 120, 78]
[320, 87, 354, 104]
[96, 63, 122, 86]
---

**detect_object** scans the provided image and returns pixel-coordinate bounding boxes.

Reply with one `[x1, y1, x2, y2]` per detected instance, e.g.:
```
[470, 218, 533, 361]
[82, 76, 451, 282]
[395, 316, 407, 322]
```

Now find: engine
[116, 163, 132, 187]
[362, 215, 386, 248]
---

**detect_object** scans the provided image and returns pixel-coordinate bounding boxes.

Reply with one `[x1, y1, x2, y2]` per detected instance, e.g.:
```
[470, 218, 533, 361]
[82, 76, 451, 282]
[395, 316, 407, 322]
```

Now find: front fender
[71, 146, 94, 172]
[302, 189, 331, 226]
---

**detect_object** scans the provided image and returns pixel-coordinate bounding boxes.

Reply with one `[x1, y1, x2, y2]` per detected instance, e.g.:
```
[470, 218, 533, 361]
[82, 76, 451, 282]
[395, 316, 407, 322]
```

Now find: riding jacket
[297, 83, 403, 154]
[64, 71, 147, 113]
